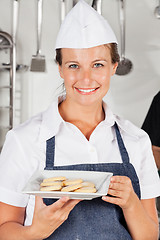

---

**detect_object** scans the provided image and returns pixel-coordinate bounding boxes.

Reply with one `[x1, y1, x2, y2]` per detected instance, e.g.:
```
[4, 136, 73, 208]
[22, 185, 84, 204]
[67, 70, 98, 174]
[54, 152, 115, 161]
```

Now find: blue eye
[94, 63, 104, 68]
[69, 64, 79, 69]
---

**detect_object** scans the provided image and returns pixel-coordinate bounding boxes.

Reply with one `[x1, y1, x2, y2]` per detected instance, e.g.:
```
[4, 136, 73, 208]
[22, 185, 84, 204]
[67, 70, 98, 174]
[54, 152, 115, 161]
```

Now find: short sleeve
[0, 130, 29, 207]
[142, 92, 160, 147]
[137, 131, 160, 199]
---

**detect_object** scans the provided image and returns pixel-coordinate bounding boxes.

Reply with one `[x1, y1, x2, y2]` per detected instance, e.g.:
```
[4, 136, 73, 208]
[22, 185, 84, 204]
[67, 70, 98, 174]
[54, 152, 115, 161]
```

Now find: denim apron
[43, 123, 141, 240]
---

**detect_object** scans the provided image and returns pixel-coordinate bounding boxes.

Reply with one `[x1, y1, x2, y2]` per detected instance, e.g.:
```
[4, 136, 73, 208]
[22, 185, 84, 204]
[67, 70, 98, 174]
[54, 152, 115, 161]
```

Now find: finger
[48, 197, 70, 212]
[109, 182, 125, 191]
[108, 188, 123, 198]
[62, 199, 81, 212]
[111, 176, 131, 185]
[102, 195, 121, 206]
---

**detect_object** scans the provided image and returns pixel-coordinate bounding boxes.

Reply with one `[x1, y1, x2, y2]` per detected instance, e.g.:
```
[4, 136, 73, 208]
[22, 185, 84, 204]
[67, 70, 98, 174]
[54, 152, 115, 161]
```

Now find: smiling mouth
[75, 87, 99, 94]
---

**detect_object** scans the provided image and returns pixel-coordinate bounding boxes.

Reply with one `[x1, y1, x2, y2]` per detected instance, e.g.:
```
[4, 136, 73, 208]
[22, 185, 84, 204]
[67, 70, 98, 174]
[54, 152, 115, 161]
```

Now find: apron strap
[45, 136, 55, 170]
[114, 123, 130, 164]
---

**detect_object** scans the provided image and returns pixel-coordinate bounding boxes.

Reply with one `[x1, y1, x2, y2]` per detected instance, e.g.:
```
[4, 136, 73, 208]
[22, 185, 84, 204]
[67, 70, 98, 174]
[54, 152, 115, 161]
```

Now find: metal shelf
[0, 126, 11, 130]
[0, 45, 12, 49]
[0, 31, 15, 131]
[0, 86, 12, 89]
[0, 31, 13, 48]
[0, 64, 11, 70]
[0, 106, 12, 110]
[0, 30, 15, 151]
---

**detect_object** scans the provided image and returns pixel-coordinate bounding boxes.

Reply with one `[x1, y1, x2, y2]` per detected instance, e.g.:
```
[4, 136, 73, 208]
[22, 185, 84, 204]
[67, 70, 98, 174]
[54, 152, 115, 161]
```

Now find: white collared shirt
[0, 97, 160, 226]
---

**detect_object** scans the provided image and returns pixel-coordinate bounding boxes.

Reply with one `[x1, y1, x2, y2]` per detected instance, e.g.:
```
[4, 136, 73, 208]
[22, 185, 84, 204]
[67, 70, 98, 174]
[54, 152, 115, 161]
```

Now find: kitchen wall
[0, 0, 160, 146]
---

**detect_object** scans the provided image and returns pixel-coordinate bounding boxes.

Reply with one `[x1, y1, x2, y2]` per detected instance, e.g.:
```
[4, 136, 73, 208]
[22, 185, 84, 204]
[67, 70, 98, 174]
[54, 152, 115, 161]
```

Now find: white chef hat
[55, 0, 118, 49]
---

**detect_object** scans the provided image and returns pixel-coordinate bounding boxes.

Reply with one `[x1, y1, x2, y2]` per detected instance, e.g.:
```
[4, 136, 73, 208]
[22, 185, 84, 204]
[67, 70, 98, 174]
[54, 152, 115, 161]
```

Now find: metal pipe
[11, 0, 19, 128]
[119, 0, 125, 59]
[61, 0, 65, 23]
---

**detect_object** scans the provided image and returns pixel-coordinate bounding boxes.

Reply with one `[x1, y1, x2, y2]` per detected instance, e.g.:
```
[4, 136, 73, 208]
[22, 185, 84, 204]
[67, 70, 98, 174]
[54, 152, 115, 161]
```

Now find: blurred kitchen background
[0, 0, 160, 149]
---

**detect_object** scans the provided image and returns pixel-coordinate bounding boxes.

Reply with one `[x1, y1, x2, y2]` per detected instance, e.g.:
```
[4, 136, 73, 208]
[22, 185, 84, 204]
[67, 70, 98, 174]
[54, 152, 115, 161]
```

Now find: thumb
[35, 196, 45, 210]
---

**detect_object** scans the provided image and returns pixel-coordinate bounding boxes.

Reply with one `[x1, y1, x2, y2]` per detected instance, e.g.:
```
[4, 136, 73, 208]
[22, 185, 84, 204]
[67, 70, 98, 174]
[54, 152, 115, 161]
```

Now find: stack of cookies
[40, 176, 97, 193]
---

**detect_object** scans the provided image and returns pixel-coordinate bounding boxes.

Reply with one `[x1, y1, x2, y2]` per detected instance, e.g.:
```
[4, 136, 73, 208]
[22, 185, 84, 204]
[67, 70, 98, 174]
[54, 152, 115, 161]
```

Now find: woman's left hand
[102, 176, 138, 210]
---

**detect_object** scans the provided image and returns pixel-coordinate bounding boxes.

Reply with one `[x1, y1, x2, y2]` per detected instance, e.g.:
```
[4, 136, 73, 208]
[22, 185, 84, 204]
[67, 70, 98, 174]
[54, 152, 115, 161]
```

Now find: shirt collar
[102, 101, 115, 127]
[38, 97, 139, 142]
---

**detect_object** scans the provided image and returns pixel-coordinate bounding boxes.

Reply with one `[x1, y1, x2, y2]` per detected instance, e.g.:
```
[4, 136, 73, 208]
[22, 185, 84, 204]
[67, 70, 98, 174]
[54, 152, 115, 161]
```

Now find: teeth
[77, 88, 96, 93]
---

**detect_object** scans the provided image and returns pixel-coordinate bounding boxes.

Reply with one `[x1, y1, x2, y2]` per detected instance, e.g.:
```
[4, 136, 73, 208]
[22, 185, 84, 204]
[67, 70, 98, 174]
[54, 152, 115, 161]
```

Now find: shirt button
[89, 147, 95, 153]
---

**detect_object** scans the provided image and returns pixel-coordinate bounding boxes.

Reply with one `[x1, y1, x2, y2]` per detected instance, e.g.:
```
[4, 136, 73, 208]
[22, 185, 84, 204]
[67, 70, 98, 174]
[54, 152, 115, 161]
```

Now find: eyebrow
[65, 59, 107, 64]
[65, 61, 79, 64]
[92, 59, 108, 63]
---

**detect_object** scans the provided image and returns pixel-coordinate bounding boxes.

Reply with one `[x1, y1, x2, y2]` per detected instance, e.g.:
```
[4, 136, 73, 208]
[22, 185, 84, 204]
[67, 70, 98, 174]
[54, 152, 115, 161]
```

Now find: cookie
[74, 187, 97, 193]
[43, 176, 67, 182]
[61, 183, 83, 192]
[40, 181, 63, 187]
[40, 176, 97, 193]
[63, 178, 83, 186]
[40, 185, 62, 191]
[81, 181, 95, 188]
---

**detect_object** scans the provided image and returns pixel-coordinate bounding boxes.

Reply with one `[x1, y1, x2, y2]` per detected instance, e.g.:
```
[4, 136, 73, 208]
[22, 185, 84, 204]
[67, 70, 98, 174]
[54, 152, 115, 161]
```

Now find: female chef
[0, 1, 160, 239]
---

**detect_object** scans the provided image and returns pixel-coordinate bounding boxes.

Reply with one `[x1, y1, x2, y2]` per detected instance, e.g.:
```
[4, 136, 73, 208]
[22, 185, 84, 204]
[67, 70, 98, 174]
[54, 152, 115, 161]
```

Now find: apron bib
[43, 123, 141, 240]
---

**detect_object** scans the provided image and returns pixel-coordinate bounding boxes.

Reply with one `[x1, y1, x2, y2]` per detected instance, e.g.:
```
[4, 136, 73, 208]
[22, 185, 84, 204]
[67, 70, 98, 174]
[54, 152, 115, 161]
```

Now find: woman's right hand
[30, 196, 81, 240]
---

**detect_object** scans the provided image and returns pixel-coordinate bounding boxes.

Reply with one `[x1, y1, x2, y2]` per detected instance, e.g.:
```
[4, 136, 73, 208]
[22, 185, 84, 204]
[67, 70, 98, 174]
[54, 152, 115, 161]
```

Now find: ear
[111, 62, 118, 76]
[58, 65, 64, 79]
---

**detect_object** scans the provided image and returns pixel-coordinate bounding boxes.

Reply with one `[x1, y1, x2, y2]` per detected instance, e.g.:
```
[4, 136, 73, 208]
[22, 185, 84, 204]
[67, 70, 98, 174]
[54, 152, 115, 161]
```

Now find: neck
[58, 98, 105, 126]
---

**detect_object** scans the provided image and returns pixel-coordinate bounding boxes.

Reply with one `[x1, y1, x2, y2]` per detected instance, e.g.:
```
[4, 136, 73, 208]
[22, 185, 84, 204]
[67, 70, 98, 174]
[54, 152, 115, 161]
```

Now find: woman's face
[58, 45, 118, 107]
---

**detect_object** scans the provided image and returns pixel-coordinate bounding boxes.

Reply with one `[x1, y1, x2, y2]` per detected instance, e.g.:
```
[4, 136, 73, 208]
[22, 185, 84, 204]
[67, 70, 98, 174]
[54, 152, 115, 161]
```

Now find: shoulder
[103, 101, 149, 142]
[114, 114, 152, 153]
[11, 112, 43, 143]
[10, 99, 59, 143]
[114, 114, 149, 141]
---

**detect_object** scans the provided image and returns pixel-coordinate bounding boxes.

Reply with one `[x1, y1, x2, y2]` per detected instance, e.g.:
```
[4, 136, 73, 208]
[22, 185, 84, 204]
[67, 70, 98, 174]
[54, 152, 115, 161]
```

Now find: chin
[75, 97, 102, 107]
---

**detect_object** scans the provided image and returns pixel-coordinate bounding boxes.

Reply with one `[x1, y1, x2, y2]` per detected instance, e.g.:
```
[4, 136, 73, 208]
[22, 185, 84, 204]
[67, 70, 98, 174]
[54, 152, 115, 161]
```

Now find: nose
[80, 68, 92, 85]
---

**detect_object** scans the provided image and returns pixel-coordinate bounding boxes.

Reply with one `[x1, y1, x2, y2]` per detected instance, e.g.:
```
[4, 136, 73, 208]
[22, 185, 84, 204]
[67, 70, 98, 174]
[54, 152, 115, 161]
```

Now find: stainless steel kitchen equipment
[11, 0, 19, 126]
[154, 0, 160, 19]
[0, 0, 19, 150]
[92, 0, 102, 15]
[0, 31, 15, 149]
[61, 0, 66, 22]
[30, 0, 46, 72]
[116, 0, 133, 75]
[73, 0, 78, 7]
[1, 63, 28, 72]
